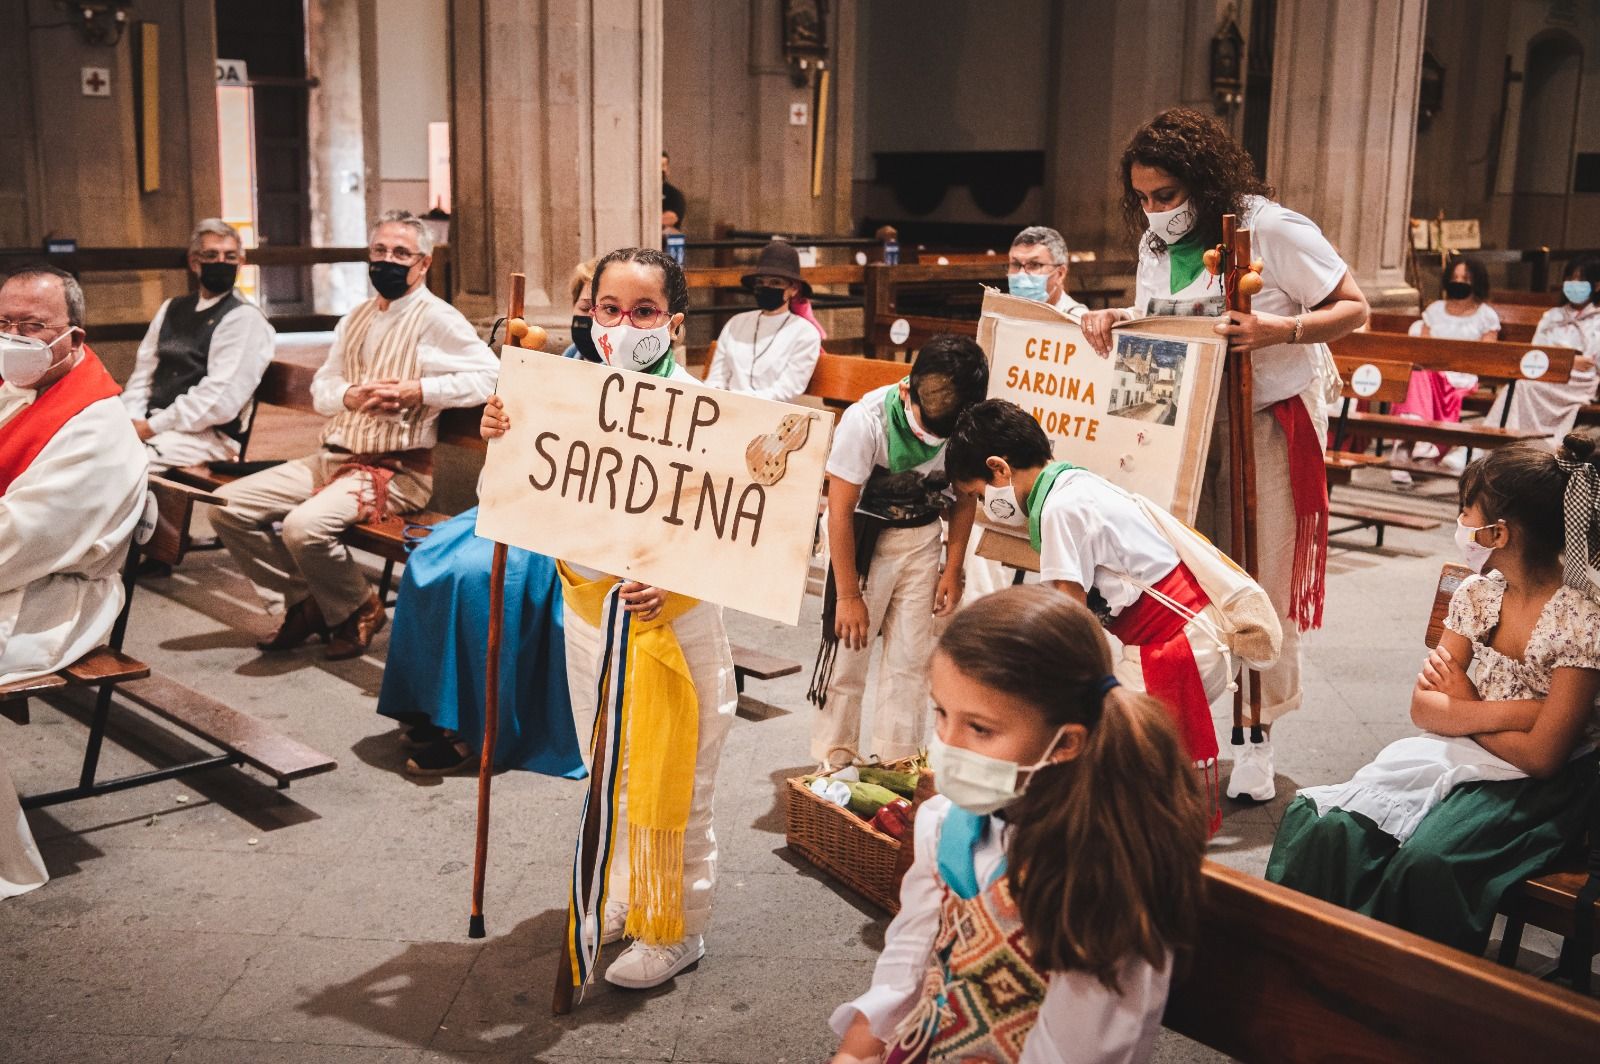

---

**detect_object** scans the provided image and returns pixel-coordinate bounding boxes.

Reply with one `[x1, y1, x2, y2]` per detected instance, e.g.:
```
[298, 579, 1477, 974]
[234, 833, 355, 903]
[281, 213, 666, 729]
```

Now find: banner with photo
[975, 289, 1227, 567]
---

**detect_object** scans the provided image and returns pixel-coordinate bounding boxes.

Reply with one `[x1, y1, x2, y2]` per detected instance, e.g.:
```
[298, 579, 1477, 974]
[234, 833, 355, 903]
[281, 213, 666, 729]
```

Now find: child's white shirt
[829, 795, 1172, 1064]
[825, 383, 947, 488]
[1037, 468, 1180, 615]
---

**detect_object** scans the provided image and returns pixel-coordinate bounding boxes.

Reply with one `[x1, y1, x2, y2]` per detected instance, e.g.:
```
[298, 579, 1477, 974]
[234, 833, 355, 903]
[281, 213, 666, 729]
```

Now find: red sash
[1106, 563, 1218, 766]
[1269, 396, 1328, 632]
[0, 346, 122, 494]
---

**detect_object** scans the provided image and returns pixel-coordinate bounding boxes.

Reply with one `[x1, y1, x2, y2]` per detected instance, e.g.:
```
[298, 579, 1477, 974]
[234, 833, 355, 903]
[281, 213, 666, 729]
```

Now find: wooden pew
[1423, 563, 1600, 990]
[1323, 356, 1443, 545]
[0, 478, 337, 805]
[1165, 861, 1600, 1061]
[1328, 332, 1570, 459]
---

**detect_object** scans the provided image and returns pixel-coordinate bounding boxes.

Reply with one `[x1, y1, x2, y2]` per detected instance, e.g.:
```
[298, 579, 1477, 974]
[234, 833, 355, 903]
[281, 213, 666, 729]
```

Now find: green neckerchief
[1167, 232, 1206, 295]
[1025, 460, 1081, 553]
[884, 380, 944, 473]
[642, 349, 678, 378]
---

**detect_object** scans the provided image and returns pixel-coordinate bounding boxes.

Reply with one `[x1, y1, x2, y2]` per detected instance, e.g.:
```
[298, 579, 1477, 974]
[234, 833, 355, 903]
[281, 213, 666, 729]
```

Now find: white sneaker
[602, 900, 628, 945]
[603, 934, 705, 989]
[580, 899, 630, 949]
[1226, 738, 1276, 802]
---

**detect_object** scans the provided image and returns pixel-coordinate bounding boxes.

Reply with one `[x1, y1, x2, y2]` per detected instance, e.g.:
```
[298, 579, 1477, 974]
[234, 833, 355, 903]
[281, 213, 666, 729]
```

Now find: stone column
[449, 0, 662, 333]
[1265, 0, 1426, 309]
[308, 0, 377, 313]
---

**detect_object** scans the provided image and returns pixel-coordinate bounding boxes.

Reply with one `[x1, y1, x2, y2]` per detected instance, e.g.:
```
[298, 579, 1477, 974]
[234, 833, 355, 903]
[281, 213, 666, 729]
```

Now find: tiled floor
[0, 472, 1584, 1062]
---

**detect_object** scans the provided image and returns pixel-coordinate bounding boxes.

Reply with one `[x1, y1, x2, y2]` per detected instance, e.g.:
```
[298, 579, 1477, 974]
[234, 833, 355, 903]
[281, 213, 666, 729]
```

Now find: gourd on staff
[1078, 107, 1370, 803]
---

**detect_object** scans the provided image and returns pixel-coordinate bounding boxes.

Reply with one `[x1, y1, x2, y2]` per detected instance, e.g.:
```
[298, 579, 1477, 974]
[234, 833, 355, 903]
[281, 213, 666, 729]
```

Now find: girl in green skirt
[1267, 432, 1600, 955]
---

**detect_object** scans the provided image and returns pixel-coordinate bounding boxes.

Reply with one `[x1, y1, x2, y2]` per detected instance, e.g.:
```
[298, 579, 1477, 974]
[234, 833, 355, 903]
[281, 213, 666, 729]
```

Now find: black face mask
[198, 261, 238, 295]
[753, 285, 788, 312]
[369, 260, 414, 300]
[1444, 280, 1473, 300]
[571, 314, 598, 361]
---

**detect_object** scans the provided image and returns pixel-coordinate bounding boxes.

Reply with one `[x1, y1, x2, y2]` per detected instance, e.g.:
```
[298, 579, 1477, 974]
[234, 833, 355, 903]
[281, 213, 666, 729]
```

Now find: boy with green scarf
[806, 335, 989, 769]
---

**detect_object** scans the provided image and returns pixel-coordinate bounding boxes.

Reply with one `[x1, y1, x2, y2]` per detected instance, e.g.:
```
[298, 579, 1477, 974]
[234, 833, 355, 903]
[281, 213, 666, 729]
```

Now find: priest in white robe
[0, 265, 148, 897]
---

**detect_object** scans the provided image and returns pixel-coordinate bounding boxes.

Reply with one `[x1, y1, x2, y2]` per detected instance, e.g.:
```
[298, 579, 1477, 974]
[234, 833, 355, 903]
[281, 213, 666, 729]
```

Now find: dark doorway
[1240, 0, 1276, 181]
[215, 1, 313, 314]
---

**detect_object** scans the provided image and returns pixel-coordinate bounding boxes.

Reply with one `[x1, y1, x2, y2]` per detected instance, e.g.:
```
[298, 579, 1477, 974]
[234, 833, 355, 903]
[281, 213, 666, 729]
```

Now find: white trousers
[143, 428, 238, 473]
[0, 750, 47, 899]
[959, 528, 1014, 607]
[1194, 388, 1324, 724]
[812, 522, 943, 766]
[564, 599, 737, 939]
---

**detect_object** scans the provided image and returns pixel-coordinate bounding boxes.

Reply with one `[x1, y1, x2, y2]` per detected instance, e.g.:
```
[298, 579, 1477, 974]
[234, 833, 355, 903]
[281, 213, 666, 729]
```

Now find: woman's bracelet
[1289, 315, 1304, 344]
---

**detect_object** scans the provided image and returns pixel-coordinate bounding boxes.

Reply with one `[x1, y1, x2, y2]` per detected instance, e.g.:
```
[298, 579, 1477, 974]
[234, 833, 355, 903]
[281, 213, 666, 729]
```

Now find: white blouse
[705, 309, 822, 403]
[830, 796, 1172, 1064]
[1132, 196, 1349, 409]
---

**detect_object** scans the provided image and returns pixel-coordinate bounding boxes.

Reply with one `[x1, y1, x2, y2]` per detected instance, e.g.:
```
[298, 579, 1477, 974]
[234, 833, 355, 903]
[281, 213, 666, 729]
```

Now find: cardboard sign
[977, 290, 1225, 521]
[475, 349, 833, 625]
[975, 290, 1226, 570]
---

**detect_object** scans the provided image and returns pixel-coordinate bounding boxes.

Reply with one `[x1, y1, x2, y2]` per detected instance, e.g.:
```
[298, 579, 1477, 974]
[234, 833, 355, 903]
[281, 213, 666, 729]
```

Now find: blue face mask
[1008, 272, 1049, 302]
[1564, 280, 1593, 306]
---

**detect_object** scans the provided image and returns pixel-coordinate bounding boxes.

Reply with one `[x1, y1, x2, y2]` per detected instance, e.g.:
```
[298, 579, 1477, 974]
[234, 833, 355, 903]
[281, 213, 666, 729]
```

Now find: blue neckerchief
[937, 806, 1007, 900]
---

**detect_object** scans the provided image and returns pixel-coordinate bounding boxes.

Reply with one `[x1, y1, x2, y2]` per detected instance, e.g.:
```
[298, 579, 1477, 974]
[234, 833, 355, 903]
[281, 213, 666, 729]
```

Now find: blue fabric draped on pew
[377, 506, 585, 778]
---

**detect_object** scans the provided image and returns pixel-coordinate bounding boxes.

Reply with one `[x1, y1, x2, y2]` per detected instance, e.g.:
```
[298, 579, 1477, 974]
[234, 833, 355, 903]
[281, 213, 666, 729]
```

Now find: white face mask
[0, 330, 73, 390]
[1144, 200, 1197, 242]
[1454, 517, 1499, 574]
[928, 727, 1067, 816]
[592, 320, 673, 372]
[982, 482, 1027, 528]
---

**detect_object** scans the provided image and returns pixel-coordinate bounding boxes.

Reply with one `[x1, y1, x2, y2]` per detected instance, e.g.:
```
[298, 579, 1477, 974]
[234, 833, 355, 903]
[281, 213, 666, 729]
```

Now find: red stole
[1269, 397, 1328, 632]
[0, 346, 123, 494]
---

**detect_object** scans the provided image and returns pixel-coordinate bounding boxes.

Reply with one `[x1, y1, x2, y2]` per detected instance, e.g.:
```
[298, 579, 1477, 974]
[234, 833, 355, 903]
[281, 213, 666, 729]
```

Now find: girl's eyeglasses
[593, 302, 670, 328]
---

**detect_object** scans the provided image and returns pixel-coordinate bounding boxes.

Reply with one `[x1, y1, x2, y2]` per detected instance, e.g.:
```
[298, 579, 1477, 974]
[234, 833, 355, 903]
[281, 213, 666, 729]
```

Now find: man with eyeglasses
[1007, 225, 1088, 318]
[121, 219, 275, 472]
[1, 265, 148, 896]
[212, 209, 497, 661]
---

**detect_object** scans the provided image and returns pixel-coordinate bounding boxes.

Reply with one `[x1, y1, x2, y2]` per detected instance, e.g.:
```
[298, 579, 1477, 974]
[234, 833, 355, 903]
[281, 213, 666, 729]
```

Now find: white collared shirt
[122, 291, 277, 435]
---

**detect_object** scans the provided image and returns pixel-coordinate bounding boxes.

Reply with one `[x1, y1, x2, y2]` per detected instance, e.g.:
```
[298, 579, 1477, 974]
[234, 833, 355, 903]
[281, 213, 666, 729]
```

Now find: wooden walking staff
[1211, 215, 1267, 745]
[469, 273, 546, 941]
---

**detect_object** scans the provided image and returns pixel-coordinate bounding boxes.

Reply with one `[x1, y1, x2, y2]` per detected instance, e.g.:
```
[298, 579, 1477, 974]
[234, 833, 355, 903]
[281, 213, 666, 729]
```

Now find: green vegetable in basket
[845, 781, 901, 819]
[857, 765, 918, 799]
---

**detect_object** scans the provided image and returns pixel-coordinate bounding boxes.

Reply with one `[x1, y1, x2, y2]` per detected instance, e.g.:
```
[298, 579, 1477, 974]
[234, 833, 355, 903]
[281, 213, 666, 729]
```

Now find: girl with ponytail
[829, 586, 1207, 1064]
[1268, 433, 1600, 955]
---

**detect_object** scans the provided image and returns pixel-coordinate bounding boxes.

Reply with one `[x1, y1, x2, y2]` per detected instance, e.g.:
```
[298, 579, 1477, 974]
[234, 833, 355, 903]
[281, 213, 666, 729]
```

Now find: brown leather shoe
[326, 591, 387, 661]
[257, 597, 328, 652]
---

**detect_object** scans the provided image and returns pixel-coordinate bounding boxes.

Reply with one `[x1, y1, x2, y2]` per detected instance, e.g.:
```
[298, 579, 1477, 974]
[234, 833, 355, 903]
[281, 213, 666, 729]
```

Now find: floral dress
[1266, 572, 1600, 954]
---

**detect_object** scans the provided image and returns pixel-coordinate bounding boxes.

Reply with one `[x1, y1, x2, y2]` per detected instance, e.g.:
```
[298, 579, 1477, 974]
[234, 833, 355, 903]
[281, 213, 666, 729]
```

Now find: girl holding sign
[946, 399, 1281, 831]
[1080, 108, 1370, 801]
[481, 248, 737, 991]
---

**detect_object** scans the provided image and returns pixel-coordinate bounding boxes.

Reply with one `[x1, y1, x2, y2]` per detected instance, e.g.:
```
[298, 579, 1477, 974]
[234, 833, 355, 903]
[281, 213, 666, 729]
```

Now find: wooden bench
[1, 477, 337, 806]
[1369, 298, 1553, 346]
[1165, 861, 1600, 1061]
[1336, 328, 1578, 435]
[1424, 562, 1600, 991]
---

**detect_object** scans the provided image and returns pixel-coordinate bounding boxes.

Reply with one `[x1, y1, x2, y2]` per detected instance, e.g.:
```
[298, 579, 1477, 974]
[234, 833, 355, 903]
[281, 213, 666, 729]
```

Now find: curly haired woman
[1081, 108, 1370, 801]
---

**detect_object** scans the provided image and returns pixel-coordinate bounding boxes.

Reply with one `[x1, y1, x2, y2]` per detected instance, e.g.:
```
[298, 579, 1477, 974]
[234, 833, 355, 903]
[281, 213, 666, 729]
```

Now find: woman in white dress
[1488, 254, 1600, 445]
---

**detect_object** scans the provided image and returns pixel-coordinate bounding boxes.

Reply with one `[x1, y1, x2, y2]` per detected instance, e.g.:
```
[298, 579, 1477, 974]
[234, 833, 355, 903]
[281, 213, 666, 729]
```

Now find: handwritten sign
[475, 350, 833, 625]
[977, 290, 1226, 523]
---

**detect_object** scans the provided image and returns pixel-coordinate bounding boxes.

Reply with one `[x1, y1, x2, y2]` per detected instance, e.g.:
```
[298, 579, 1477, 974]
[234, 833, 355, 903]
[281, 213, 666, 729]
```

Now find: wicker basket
[784, 761, 915, 913]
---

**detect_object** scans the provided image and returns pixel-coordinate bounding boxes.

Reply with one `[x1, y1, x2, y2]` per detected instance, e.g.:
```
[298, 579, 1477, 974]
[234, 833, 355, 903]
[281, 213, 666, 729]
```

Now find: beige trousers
[564, 599, 737, 939]
[212, 450, 431, 625]
[812, 522, 944, 766]
[1194, 389, 1324, 724]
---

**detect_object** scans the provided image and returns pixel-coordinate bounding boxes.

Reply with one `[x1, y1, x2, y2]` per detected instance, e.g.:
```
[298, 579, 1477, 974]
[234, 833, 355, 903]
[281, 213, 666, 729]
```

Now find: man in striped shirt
[213, 211, 497, 660]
